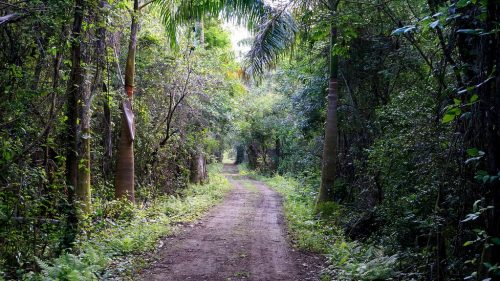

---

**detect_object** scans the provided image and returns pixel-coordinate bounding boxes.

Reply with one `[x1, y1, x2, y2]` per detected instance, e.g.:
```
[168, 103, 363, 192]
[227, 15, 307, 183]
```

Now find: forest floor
[138, 164, 324, 281]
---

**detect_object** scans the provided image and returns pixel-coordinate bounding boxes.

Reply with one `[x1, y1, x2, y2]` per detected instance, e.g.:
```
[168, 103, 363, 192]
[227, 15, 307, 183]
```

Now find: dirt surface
[139, 164, 324, 281]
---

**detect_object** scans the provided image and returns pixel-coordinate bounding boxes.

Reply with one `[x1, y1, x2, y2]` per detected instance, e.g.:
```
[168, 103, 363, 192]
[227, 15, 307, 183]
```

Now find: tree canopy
[1, 0, 500, 280]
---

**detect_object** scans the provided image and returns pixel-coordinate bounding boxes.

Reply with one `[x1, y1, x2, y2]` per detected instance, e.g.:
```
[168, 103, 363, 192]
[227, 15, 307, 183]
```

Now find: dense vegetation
[1, 0, 500, 280]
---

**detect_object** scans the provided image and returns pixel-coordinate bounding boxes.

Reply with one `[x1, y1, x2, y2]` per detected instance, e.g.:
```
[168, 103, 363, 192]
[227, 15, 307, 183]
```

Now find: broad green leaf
[470, 94, 479, 102]
[467, 148, 480, 157]
[456, 0, 470, 8]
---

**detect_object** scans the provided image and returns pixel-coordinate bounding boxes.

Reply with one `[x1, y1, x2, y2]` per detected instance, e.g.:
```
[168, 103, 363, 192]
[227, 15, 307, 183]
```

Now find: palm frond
[242, 7, 297, 78]
[151, 0, 266, 47]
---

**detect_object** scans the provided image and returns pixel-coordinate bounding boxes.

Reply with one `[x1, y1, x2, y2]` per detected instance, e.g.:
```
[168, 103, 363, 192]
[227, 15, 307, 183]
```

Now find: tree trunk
[115, 0, 139, 202]
[274, 137, 281, 171]
[190, 152, 207, 184]
[317, 22, 339, 204]
[247, 144, 258, 170]
[77, 98, 92, 213]
[63, 0, 85, 247]
[103, 92, 112, 177]
[215, 134, 223, 162]
[454, 1, 500, 278]
[484, 1, 500, 277]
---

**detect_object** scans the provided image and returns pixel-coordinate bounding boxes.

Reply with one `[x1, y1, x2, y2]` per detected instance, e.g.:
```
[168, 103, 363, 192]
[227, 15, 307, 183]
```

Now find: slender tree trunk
[317, 19, 339, 204]
[98, 0, 112, 178]
[215, 134, 223, 162]
[63, 0, 85, 247]
[274, 137, 281, 171]
[45, 33, 64, 184]
[103, 92, 112, 177]
[115, 0, 138, 202]
[247, 144, 258, 170]
[77, 75, 92, 213]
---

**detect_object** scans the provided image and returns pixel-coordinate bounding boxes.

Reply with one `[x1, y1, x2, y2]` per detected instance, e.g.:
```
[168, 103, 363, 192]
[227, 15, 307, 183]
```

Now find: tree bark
[317, 20, 339, 204]
[77, 97, 92, 213]
[247, 144, 258, 170]
[63, 0, 85, 247]
[484, 1, 500, 277]
[115, 0, 139, 202]
[103, 91, 112, 177]
[190, 151, 207, 184]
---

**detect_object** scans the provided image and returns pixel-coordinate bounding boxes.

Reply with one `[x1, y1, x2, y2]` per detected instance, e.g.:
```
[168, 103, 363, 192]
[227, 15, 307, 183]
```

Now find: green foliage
[25, 165, 231, 280]
[204, 20, 231, 49]
[239, 166, 399, 280]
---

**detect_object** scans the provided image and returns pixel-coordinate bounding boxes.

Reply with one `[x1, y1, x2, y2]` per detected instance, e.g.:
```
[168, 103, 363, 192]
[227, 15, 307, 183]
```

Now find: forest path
[139, 164, 323, 281]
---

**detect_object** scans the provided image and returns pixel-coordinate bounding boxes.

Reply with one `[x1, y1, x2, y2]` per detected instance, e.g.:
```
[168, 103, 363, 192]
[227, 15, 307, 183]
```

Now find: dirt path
[139, 164, 324, 281]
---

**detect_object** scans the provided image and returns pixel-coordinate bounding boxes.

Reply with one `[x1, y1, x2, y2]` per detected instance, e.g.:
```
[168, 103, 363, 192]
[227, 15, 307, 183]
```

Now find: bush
[26, 164, 231, 280]
[240, 166, 399, 281]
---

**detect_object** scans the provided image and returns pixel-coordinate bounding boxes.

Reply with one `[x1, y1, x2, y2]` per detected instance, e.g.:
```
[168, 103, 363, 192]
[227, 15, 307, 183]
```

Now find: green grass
[26, 164, 232, 281]
[238, 164, 398, 281]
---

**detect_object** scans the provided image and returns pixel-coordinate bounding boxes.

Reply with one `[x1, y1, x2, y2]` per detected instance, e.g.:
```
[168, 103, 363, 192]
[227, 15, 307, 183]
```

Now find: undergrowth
[238, 164, 398, 281]
[25, 164, 231, 281]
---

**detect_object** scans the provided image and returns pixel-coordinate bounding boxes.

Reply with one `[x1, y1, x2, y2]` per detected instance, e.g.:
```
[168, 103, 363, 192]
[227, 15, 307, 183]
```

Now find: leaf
[470, 94, 479, 102]
[457, 29, 484, 35]
[442, 113, 456, 123]
[466, 148, 480, 157]
[491, 237, 500, 245]
[429, 20, 440, 29]
[456, 0, 471, 8]
[442, 107, 461, 123]
[463, 240, 474, 246]
[465, 156, 483, 165]
[391, 25, 416, 35]
[461, 213, 479, 222]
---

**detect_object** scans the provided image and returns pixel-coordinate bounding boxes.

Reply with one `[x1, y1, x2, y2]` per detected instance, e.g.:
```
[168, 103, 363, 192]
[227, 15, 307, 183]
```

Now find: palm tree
[317, 0, 341, 204]
[243, 0, 341, 205]
[114, 0, 297, 202]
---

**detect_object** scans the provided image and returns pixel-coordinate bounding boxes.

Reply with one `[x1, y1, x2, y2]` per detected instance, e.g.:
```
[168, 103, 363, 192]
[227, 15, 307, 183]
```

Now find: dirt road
[139, 164, 323, 281]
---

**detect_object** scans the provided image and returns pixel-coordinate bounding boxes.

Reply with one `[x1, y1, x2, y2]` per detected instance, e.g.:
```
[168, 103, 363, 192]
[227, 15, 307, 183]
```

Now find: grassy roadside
[238, 164, 398, 281]
[26, 164, 232, 281]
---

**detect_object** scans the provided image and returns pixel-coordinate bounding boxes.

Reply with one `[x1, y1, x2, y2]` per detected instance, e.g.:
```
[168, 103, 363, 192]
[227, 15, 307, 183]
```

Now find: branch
[139, 0, 154, 10]
[0, 13, 24, 25]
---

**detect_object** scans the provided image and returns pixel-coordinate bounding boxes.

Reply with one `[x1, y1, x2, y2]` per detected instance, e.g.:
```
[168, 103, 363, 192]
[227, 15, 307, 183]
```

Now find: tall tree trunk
[99, 0, 112, 178]
[77, 75, 92, 213]
[247, 144, 258, 170]
[455, 1, 500, 278]
[63, 0, 85, 247]
[103, 91, 112, 177]
[484, 1, 500, 277]
[115, 0, 138, 202]
[317, 12, 339, 204]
